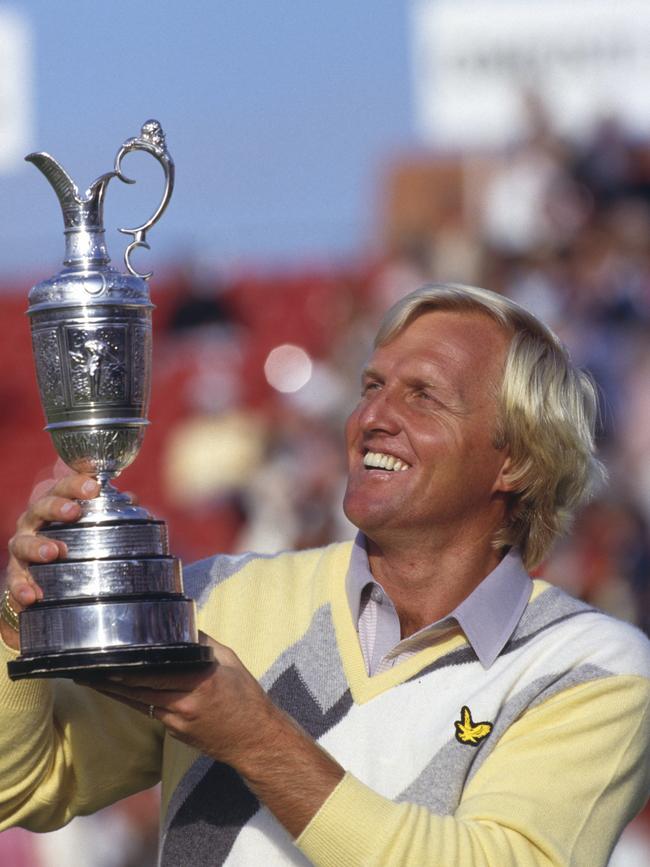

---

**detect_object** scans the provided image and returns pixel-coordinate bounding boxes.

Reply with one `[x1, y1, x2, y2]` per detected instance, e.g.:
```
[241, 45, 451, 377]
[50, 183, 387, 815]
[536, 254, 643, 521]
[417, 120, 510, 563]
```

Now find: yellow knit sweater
[1, 541, 648, 866]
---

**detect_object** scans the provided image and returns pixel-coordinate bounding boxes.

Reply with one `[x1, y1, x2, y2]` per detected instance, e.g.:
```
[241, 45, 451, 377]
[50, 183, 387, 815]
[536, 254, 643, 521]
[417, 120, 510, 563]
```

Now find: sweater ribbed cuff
[296, 773, 406, 867]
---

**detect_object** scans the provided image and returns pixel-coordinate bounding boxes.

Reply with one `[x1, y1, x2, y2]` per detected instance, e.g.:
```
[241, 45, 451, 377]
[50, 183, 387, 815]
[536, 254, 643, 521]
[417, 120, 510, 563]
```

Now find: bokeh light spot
[264, 344, 312, 393]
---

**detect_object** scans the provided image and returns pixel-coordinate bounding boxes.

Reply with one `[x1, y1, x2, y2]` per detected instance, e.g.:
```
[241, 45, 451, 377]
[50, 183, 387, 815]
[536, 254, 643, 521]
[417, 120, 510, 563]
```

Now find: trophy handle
[114, 119, 175, 280]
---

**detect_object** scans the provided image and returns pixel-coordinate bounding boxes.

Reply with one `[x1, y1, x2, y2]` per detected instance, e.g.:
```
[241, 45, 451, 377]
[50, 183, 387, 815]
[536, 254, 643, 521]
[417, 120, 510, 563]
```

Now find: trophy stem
[97, 472, 117, 492]
[77, 475, 153, 524]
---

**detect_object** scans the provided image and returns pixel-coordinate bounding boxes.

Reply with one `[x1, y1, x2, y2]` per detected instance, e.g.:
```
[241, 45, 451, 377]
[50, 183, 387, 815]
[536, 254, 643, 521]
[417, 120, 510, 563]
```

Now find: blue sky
[0, 1, 418, 278]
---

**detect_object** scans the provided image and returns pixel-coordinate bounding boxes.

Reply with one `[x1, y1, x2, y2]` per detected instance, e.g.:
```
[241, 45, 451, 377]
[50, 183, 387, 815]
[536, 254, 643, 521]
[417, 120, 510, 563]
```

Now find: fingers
[5, 473, 101, 609]
[5, 563, 43, 606]
[4, 536, 59, 605]
[85, 687, 182, 738]
[83, 686, 156, 719]
[28, 459, 72, 504]
[101, 664, 216, 692]
[198, 632, 239, 666]
[83, 682, 208, 745]
[9, 532, 66, 568]
[18, 498, 77, 535]
[13, 474, 100, 555]
[84, 681, 187, 707]
[29, 466, 98, 502]
[23, 476, 99, 529]
[6, 527, 65, 607]
[49, 473, 100, 502]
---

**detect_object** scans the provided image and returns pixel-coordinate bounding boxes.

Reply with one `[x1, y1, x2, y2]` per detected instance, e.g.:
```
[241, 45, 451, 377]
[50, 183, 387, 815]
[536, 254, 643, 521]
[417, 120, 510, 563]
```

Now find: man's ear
[492, 454, 516, 495]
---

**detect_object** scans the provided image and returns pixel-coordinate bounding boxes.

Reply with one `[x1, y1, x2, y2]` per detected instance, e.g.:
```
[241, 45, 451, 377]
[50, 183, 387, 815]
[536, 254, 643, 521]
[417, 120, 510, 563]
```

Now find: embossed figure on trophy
[69, 336, 124, 402]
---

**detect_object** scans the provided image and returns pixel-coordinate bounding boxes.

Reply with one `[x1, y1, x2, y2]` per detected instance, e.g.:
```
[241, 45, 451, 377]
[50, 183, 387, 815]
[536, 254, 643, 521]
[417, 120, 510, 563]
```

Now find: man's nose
[357, 388, 401, 435]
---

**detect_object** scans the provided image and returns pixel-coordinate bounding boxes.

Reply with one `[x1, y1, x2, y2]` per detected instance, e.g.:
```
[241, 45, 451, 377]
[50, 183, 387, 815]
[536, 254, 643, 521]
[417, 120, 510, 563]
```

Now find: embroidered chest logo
[454, 705, 493, 746]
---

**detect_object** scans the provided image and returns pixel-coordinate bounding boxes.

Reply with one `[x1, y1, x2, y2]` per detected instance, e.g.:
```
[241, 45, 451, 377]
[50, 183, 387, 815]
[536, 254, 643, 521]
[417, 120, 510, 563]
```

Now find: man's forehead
[379, 309, 508, 358]
[367, 309, 510, 394]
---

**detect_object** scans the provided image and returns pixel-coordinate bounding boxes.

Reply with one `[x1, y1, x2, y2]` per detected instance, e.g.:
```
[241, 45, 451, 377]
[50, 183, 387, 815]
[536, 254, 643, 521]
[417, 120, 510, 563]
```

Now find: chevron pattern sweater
[1, 541, 649, 867]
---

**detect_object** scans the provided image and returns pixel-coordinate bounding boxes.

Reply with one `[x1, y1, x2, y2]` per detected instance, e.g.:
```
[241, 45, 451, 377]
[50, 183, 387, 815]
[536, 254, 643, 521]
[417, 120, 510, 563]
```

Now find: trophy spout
[25, 153, 80, 211]
[26, 152, 117, 268]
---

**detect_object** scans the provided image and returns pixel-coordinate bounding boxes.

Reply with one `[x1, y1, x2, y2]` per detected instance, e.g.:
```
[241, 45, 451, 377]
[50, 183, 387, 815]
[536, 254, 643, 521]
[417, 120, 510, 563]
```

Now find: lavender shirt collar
[345, 532, 533, 669]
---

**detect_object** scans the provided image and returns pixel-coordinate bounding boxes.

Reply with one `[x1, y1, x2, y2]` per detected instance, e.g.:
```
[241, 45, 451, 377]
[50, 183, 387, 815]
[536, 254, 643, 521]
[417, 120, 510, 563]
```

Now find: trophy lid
[28, 268, 152, 314]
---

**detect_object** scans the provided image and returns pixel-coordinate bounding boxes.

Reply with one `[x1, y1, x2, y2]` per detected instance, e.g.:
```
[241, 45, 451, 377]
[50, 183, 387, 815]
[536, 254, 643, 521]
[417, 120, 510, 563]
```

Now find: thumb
[198, 631, 238, 666]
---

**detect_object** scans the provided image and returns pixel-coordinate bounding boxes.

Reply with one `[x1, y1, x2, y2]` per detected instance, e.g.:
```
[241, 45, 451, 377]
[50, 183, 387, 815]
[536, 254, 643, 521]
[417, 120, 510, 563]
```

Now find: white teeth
[363, 451, 410, 471]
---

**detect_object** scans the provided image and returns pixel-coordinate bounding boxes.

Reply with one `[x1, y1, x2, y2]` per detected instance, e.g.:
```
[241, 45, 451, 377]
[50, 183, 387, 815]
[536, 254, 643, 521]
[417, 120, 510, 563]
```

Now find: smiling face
[343, 309, 513, 551]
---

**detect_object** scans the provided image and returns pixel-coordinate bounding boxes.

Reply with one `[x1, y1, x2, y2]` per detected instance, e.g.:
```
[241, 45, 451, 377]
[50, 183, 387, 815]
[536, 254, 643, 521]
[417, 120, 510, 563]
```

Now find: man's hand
[83, 634, 345, 838]
[2, 471, 99, 650]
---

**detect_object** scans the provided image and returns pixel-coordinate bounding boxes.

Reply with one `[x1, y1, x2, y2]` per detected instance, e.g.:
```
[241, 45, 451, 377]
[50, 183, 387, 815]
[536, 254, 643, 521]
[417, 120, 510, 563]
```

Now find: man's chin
[343, 497, 399, 537]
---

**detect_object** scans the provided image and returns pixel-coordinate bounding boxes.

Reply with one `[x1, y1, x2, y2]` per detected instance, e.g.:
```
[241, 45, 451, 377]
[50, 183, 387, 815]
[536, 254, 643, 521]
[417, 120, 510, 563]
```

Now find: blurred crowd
[1, 101, 650, 865]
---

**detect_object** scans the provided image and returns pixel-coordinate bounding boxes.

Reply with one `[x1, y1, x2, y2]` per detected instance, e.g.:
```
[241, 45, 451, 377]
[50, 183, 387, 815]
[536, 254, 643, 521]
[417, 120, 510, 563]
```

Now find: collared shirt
[346, 533, 532, 675]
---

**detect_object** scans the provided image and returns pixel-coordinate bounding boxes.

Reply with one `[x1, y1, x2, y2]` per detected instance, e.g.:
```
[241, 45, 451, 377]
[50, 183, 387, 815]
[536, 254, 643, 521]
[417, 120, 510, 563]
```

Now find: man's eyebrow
[406, 375, 460, 400]
[361, 366, 383, 381]
[406, 372, 456, 392]
[406, 370, 470, 409]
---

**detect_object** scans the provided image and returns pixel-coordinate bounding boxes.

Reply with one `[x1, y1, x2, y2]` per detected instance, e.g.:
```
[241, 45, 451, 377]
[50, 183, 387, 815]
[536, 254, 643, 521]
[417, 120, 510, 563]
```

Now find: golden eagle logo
[454, 705, 493, 746]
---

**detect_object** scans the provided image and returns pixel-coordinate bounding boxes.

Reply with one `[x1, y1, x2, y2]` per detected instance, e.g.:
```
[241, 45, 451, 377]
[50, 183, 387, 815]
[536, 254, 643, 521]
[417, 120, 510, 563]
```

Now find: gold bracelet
[1, 589, 20, 632]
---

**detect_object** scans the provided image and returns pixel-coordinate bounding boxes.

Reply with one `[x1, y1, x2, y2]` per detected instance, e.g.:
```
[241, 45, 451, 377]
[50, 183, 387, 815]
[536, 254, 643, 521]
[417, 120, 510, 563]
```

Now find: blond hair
[376, 283, 606, 569]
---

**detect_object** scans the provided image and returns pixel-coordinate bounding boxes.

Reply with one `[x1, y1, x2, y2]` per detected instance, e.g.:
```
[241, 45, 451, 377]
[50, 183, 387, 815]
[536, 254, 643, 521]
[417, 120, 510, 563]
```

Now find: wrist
[0, 590, 21, 651]
[232, 703, 344, 838]
[1, 589, 20, 631]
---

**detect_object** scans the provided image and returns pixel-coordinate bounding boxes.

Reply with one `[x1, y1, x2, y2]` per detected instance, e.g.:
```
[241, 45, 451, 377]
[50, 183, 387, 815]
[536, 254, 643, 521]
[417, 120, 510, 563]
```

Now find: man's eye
[414, 389, 444, 407]
[362, 381, 381, 395]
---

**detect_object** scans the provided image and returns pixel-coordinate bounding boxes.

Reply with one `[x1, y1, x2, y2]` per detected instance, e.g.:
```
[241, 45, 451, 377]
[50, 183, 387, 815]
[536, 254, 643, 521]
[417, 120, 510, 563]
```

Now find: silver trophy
[8, 121, 213, 679]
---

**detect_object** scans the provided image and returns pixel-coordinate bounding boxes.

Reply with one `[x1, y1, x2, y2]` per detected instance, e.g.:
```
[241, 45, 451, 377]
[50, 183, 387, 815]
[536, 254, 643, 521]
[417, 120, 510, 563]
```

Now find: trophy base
[10, 513, 212, 683]
[8, 643, 214, 680]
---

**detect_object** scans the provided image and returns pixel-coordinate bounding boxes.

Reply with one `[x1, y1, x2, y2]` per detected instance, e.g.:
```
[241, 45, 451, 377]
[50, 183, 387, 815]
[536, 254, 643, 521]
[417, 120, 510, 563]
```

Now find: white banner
[0, 9, 32, 172]
[411, 0, 650, 149]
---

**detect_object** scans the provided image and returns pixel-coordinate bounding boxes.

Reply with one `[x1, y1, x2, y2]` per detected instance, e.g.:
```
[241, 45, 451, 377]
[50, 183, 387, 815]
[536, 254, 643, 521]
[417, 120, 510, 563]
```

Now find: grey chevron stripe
[512, 585, 594, 638]
[397, 734, 475, 814]
[466, 663, 610, 785]
[160, 603, 352, 865]
[259, 604, 350, 711]
[398, 662, 610, 815]
[160, 758, 258, 867]
[161, 753, 214, 843]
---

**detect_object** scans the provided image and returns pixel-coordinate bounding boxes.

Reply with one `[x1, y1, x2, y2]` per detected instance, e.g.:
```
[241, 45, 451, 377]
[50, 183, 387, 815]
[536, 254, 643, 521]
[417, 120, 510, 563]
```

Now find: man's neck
[365, 534, 504, 638]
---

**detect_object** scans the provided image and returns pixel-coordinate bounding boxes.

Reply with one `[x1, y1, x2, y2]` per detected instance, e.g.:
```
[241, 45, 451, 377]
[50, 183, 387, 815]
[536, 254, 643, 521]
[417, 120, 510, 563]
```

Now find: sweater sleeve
[296, 674, 650, 867]
[0, 641, 164, 832]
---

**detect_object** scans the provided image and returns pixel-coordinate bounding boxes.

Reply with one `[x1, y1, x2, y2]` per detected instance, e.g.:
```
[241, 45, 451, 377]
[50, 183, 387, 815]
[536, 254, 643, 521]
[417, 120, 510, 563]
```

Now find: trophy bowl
[8, 121, 213, 679]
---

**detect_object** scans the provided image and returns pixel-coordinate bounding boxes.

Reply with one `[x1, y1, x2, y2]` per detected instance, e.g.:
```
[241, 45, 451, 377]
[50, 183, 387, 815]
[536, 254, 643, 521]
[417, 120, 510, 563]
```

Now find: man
[1, 284, 648, 865]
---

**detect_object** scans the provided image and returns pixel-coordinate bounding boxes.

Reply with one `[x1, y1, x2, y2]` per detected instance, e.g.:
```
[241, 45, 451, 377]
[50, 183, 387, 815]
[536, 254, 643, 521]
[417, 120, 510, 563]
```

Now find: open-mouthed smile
[363, 451, 410, 472]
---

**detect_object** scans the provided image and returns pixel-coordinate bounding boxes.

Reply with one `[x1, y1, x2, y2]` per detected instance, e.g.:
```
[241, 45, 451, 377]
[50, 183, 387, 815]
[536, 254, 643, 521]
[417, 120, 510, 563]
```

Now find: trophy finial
[140, 119, 166, 150]
[115, 119, 175, 280]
